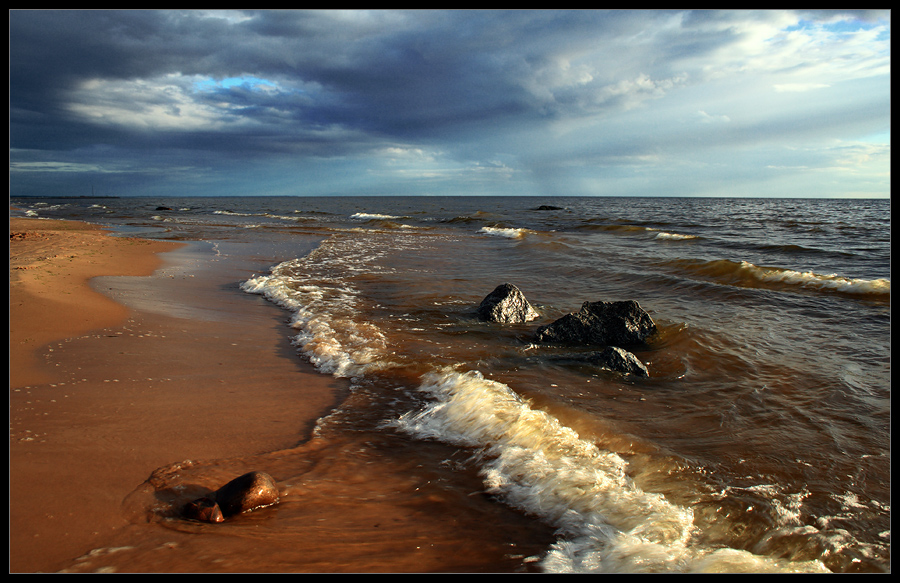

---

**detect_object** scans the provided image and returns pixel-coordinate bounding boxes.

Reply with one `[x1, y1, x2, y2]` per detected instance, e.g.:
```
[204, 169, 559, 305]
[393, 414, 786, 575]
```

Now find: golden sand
[9, 217, 343, 572]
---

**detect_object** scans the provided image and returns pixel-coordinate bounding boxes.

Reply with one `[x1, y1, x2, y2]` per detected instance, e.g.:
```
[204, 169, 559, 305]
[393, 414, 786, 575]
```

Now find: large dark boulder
[477, 283, 539, 323]
[534, 300, 656, 346]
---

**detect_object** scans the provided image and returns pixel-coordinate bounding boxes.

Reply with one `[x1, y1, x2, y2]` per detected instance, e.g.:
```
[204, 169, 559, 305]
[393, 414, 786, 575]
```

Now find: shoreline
[10, 218, 178, 387]
[10, 217, 346, 572]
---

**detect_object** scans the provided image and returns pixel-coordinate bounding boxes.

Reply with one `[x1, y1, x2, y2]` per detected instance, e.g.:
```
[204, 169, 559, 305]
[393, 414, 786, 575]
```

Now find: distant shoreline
[12, 195, 120, 199]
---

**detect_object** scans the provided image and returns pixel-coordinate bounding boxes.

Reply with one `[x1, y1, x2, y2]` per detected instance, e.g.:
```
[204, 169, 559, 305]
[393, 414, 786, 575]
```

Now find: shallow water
[13, 195, 890, 572]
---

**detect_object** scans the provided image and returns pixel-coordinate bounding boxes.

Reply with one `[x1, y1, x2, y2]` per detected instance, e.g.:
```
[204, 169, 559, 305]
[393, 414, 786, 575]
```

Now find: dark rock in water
[583, 346, 650, 377]
[182, 471, 279, 523]
[155, 206, 173, 211]
[477, 283, 539, 323]
[547, 346, 650, 377]
[533, 205, 564, 211]
[215, 471, 280, 517]
[534, 300, 656, 346]
[183, 496, 224, 523]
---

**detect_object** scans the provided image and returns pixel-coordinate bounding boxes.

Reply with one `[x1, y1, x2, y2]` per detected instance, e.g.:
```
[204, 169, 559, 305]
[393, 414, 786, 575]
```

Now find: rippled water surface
[13, 196, 890, 572]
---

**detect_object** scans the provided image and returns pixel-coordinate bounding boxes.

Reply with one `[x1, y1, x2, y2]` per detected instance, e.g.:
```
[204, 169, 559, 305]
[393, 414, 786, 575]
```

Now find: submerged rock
[534, 300, 656, 346]
[583, 346, 650, 377]
[182, 470, 280, 523]
[547, 346, 650, 377]
[477, 283, 539, 324]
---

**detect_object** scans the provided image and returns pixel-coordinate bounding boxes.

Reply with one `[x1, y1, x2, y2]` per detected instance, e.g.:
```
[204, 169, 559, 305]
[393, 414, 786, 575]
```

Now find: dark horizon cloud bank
[9, 9, 891, 198]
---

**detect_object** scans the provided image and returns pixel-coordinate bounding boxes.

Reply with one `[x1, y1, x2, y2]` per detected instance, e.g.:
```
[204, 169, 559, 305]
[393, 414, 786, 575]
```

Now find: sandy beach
[9, 217, 345, 572]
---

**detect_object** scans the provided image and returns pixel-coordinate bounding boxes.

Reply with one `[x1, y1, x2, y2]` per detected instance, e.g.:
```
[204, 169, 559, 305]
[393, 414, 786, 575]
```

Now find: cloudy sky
[9, 9, 891, 198]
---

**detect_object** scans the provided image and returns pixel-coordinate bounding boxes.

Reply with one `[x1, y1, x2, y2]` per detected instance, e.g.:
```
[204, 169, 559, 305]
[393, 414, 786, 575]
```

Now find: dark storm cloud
[9, 10, 681, 148]
[9, 9, 891, 198]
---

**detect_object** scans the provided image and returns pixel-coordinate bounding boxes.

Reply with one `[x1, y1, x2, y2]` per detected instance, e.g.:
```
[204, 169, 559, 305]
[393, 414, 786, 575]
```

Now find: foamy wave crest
[742, 262, 890, 296]
[673, 258, 889, 298]
[655, 231, 698, 241]
[350, 212, 404, 220]
[211, 209, 319, 224]
[394, 368, 827, 573]
[479, 226, 528, 239]
[213, 209, 252, 216]
[240, 259, 388, 378]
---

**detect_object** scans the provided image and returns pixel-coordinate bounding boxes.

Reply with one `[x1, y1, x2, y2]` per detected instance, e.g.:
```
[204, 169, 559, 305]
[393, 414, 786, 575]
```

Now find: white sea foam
[350, 212, 403, 220]
[655, 231, 698, 241]
[394, 367, 829, 573]
[479, 226, 528, 239]
[241, 257, 391, 379]
[237, 221, 865, 574]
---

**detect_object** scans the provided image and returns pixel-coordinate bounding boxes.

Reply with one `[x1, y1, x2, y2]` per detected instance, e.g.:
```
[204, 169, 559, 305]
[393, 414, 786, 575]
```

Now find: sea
[11, 195, 890, 573]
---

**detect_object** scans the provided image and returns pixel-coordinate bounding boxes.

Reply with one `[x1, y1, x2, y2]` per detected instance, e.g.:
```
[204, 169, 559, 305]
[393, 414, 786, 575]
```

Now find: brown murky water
[17, 196, 890, 573]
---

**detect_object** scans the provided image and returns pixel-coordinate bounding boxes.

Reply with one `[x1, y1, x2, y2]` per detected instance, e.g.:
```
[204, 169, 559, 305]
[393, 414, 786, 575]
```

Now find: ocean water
[12, 196, 890, 573]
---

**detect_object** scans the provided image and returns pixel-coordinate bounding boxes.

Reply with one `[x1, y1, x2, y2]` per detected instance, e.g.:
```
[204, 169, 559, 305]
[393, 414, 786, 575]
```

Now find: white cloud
[677, 11, 889, 87]
[66, 74, 239, 131]
[9, 161, 108, 173]
[696, 110, 731, 123]
[376, 146, 437, 163]
[772, 83, 831, 93]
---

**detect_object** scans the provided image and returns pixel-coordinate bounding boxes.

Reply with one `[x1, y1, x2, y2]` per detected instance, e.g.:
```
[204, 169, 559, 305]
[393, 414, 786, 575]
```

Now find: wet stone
[583, 346, 650, 377]
[183, 496, 224, 523]
[534, 300, 656, 347]
[182, 471, 280, 523]
[477, 283, 539, 324]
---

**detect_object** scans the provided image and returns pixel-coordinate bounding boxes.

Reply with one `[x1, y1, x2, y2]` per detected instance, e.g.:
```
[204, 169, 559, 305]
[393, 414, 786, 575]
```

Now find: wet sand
[9, 218, 346, 572]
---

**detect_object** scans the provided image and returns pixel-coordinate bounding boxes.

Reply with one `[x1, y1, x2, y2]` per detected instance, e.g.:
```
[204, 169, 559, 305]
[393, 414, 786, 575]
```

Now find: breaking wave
[393, 367, 828, 573]
[654, 231, 699, 241]
[668, 258, 889, 298]
[479, 225, 530, 239]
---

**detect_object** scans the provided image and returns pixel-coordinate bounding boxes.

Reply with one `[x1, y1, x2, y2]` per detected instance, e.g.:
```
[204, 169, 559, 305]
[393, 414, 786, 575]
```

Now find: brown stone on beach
[214, 471, 280, 517]
[183, 496, 225, 523]
[183, 471, 280, 523]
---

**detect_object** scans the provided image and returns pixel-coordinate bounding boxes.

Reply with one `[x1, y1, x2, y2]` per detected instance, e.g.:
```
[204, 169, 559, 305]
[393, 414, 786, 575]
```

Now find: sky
[8, 9, 891, 198]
